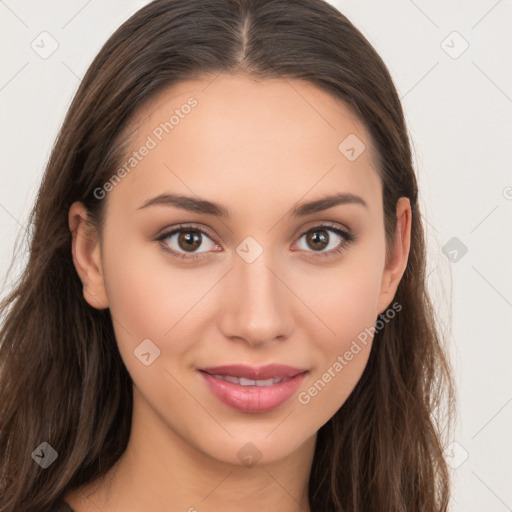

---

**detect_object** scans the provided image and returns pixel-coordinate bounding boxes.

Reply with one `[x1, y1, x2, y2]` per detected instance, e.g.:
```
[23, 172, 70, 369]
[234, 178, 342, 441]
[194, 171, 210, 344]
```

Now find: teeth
[212, 374, 285, 386]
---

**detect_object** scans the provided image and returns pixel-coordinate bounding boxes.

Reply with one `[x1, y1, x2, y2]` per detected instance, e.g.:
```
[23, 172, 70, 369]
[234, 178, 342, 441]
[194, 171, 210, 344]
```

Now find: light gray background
[1, 1, 511, 510]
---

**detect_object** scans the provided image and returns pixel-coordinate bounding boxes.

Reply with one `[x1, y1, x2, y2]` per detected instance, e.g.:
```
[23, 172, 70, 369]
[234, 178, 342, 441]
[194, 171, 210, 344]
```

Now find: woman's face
[70, 73, 410, 468]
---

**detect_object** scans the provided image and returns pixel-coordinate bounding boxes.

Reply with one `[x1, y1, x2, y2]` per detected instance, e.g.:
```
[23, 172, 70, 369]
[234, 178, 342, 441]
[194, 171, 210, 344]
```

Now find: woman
[0, 0, 455, 510]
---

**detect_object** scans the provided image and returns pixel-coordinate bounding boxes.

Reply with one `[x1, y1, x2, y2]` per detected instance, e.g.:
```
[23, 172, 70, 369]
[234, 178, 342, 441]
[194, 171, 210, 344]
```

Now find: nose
[218, 250, 294, 348]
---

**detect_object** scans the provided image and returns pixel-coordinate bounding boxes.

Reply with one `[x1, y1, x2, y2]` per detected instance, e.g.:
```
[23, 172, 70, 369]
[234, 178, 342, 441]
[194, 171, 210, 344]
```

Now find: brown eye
[305, 229, 330, 251]
[177, 230, 202, 252]
[295, 224, 355, 257]
[157, 225, 219, 260]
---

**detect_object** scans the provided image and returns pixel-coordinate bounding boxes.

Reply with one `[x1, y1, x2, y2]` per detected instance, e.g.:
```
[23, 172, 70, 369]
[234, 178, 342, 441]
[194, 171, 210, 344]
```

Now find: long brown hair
[0, 1, 455, 510]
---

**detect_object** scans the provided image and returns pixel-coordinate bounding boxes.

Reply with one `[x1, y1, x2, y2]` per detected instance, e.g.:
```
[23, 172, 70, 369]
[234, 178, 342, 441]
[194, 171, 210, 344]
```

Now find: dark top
[45, 499, 75, 512]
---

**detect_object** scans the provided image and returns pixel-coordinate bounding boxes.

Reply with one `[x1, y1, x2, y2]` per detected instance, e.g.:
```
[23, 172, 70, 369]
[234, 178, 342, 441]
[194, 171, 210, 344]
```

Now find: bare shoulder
[62, 482, 104, 512]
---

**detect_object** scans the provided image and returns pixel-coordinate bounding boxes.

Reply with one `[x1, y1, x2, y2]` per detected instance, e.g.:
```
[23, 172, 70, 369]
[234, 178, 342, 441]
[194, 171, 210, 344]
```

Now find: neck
[65, 385, 315, 512]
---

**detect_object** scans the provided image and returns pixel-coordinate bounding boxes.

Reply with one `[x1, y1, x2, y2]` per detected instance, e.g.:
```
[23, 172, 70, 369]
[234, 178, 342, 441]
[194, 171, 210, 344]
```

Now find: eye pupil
[307, 230, 329, 251]
[178, 230, 201, 252]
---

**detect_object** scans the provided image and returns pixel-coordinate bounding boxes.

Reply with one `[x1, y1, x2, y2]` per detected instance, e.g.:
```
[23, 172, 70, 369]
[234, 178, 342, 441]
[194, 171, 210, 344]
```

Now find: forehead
[110, 73, 382, 217]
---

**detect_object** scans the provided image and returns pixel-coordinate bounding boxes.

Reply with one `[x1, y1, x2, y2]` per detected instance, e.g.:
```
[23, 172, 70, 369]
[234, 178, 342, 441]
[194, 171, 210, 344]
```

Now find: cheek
[293, 252, 383, 424]
[102, 231, 196, 339]
[301, 253, 384, 348]
[100, 243, 200, 402]
[296, 290, 377, 431]
[314, 269, 378, 381]
[101, 235, 226, 387]
[297, 336, 372, 433]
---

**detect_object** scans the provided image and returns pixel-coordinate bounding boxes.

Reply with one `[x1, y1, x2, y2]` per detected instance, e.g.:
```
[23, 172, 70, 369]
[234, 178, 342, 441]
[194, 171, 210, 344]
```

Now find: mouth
[197, 364, 309, 413]
[198, 363, 308, 381]
[199, 374, 291, 387]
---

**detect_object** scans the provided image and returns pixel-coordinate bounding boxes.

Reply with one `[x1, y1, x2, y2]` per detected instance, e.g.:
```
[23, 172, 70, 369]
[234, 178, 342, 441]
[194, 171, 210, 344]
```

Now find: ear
[68, 201, 109, 310]
[377, 197, 412, 315]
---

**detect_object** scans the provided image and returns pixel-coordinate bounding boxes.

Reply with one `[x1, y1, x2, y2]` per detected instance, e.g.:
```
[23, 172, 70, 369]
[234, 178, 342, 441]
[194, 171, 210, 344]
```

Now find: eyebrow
[136, 192, 368, 218]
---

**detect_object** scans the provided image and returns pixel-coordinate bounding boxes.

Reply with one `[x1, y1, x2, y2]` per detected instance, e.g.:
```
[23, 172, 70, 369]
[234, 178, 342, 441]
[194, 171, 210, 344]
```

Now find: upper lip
[198, 364, 308, 380]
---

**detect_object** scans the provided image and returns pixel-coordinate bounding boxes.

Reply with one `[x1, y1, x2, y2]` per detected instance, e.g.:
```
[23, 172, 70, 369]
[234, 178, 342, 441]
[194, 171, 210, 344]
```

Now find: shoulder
[42, 499, 75, 512]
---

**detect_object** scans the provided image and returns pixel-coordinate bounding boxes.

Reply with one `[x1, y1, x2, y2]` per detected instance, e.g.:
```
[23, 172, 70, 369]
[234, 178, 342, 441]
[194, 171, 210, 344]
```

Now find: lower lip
[199, 371, 308, 413]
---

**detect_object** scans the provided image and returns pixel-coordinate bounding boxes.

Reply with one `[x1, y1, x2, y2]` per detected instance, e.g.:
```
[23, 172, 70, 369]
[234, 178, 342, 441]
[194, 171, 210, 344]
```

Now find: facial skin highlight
[67, 73, 411, 512]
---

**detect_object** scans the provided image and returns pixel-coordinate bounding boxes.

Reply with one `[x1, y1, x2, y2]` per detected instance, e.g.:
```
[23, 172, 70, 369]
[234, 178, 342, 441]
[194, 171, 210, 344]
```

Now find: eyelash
[155, 223, 356, 261]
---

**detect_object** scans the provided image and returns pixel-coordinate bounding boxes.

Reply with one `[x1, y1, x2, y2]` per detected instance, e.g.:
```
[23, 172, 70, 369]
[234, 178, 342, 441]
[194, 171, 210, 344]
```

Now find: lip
[198, 364, 307, 380]
[199, 370, 308, 413]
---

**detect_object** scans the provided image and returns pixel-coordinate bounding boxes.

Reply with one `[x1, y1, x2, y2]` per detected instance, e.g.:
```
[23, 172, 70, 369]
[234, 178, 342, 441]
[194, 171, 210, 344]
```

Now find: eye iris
[178, 230, 201, 252]
[306, 229, 329, 251]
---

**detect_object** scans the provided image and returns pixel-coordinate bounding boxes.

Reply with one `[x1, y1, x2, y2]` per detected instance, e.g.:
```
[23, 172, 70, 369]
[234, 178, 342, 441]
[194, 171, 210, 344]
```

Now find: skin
[66, 73, 411, 512]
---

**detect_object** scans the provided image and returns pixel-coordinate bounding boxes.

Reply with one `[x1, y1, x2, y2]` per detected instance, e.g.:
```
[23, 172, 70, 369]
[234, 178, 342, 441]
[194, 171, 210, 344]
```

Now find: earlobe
[377, 197, 412, 315]
[68, 201, 109, 310]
